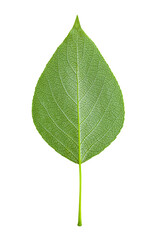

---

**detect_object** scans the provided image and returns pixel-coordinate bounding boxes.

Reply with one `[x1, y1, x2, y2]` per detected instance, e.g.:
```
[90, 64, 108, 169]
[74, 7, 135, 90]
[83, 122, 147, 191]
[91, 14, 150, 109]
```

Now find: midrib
[76, 37, 81, 163]
[76, 32, 82, 226]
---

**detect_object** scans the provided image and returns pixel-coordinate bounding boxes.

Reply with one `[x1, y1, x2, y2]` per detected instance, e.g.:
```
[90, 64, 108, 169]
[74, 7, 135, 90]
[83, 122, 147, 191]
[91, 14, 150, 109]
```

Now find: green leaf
[32, 16, 124, 226]
[32, 16, 124, 163]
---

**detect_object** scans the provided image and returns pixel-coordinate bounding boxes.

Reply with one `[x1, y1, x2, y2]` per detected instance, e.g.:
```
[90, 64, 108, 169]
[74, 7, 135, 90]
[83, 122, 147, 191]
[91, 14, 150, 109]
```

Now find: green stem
[78, 161, 82, 226]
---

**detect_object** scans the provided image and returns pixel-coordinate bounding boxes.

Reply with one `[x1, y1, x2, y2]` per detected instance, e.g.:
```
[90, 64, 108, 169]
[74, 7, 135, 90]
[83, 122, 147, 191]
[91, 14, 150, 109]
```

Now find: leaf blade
[32, 16, 124, 164]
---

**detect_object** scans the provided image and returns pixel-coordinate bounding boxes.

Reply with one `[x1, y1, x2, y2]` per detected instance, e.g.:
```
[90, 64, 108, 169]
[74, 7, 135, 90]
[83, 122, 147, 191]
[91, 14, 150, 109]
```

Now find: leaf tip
[73, 15, 81, 30]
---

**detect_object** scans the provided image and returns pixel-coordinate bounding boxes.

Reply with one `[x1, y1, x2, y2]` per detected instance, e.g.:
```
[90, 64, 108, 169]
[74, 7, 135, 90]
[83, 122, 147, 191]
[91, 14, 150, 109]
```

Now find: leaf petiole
[78, 160, 82, 226]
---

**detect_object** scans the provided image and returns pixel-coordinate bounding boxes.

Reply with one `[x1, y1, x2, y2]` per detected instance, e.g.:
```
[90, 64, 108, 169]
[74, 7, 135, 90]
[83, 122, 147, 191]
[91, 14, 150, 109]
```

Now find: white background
[0, 0, 156, 239]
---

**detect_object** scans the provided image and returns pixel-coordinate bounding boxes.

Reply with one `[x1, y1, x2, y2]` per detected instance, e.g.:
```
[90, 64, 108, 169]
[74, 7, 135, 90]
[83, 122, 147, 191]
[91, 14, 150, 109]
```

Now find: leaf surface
[32, 16, 124, 164]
